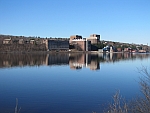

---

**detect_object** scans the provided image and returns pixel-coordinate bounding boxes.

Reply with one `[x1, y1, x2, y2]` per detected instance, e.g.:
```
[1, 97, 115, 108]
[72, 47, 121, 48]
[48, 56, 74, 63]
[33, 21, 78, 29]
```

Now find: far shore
[0, 51, 149, 54]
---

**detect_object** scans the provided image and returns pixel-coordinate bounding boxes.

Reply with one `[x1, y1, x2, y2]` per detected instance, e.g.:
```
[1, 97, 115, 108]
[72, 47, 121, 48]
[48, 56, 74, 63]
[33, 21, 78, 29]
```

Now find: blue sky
[0, 0, 150, 44]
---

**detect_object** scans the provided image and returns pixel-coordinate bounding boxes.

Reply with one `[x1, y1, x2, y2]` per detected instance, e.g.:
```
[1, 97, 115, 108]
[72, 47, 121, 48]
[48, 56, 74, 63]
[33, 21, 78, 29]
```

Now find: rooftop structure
[70, 35, 82, 40]
[70, 35, 82, 44]
[90, 34, 100, 40]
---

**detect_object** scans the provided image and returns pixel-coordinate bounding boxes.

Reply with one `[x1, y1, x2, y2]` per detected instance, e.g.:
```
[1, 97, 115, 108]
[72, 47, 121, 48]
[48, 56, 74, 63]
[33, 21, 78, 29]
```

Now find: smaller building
[19, 39, 24, 44]
[124, 48, 129, 52]
[3, 38, 11, 44]
[30, 40, 35, 44]
[138, 50, 146, 53]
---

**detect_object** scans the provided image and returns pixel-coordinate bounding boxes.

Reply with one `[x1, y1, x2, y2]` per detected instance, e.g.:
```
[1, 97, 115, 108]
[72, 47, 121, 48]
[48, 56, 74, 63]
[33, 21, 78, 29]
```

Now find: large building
[87, 34, 100, 44]
[71, 39, 91, 51]
[46, 39, 69, 51]
[70, 35, 91, 51]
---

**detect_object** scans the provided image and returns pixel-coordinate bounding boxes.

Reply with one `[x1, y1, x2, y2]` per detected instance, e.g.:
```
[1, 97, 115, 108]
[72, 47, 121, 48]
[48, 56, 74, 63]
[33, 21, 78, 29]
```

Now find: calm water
[0, 53, 150, 113]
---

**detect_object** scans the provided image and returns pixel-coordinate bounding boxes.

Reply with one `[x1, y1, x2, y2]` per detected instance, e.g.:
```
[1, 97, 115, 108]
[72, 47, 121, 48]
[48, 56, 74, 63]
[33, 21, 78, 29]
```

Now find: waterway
[0, 53, 150, 113]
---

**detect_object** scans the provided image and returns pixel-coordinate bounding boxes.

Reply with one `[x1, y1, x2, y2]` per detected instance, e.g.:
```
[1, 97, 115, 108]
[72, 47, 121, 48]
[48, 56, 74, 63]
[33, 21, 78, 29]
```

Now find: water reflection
[0, 53, 48, 68]
[0, 53, 150, 113]
[0, 53, 150, 69]
[69, 54, 100, 70]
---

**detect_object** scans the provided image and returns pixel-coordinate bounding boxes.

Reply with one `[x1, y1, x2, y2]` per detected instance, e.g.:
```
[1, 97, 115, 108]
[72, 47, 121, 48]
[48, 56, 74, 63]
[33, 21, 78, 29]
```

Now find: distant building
[30, 40, 35, 44]
[71, 39, 91, 51]
[87, 34, 100, 44]
[138, 50, 146, 53]
[19, 39, 24, 44]
[46, 40, 69, 51]
[3, 38, 12, 44]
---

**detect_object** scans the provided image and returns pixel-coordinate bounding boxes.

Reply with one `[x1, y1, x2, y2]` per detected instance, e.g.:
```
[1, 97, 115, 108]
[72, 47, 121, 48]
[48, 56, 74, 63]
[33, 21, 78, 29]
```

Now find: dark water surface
[0, 53, 150, 113]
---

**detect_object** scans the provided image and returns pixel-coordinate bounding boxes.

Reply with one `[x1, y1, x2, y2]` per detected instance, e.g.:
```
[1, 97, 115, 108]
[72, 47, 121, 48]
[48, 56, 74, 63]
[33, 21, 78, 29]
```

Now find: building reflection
[69, 53, 100, 70]
[0, 53, 48, 68]
[47, 53, 69, 65]
[0, 53, 150, 69]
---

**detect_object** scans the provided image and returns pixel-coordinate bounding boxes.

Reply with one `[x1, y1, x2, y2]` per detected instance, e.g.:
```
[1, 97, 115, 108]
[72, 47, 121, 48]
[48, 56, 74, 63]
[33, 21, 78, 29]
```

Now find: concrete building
[46, 40, 69, 51]
[71, 39, 91, 51]
[87, 34, 100, 44]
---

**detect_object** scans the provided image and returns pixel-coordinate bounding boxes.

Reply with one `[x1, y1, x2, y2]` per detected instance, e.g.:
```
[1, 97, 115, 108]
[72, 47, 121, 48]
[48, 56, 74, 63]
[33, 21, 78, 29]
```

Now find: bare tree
[104, 66, 150, 113]
[130, 66, 150, 113]
[104, 91, 128, 113]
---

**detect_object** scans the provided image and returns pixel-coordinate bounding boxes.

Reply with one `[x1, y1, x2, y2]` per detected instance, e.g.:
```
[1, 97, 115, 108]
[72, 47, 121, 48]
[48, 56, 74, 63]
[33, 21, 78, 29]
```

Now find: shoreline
[0, 51, 149, 54]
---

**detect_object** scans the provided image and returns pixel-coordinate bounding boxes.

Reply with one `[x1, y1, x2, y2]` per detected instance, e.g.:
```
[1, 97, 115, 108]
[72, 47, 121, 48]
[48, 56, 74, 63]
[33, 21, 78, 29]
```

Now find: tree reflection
[0, 53, 150, 70]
